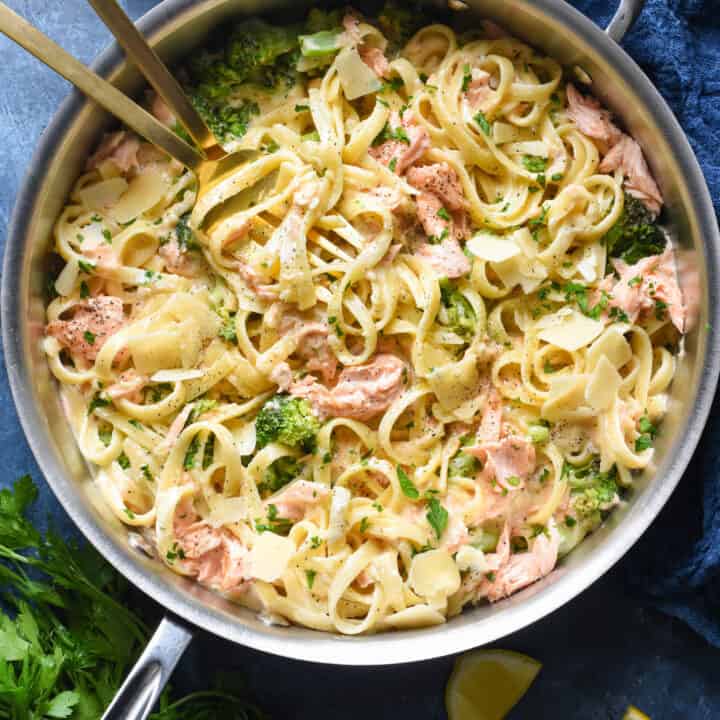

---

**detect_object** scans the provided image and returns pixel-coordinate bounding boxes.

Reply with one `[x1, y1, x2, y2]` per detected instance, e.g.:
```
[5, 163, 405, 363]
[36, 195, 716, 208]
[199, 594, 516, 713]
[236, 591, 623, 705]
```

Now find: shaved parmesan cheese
[585, 356, 621, 411]
[492, 121, 522, 145]
[466, 232, 520, 262]
[408, 549, 461, 600]
[494, 254, 548, 293]
[54, 258, 79, 297]
[109, 168, 168, 224]
[336, 47, 382, 100]
[207, 497, 248, 527]
[427, 350, 480, 413]
[250, 532, 295, 582]
[150, 368, 204, 383]
[129, 329, 184, 374]
[327, 486, 352, 546]
[587, 327, 632, 370]
[537, 309, 604, 351]
[384, 605, 446, 629]
[78, 177, 128, 211]
[541, 374, 589, 421]
[455, 545, 488, 574]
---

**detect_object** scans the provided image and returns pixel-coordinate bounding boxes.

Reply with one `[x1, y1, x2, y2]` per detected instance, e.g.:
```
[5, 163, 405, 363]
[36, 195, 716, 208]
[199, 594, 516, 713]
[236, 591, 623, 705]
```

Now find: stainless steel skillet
[2, 0, 719, 718]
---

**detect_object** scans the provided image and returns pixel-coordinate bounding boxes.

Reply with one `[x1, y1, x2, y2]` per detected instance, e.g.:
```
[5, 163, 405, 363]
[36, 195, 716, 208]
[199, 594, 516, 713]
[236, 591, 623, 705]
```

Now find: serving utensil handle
[606, 0, 645, 42]
[87, 0, 218, 152]
[101, 614, 195, 720]
[0, 1, 203, 170]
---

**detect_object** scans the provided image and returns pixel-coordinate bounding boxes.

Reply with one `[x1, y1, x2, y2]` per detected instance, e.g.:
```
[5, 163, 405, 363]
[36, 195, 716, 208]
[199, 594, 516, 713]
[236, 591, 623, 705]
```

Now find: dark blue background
[1, 1, 719, 717]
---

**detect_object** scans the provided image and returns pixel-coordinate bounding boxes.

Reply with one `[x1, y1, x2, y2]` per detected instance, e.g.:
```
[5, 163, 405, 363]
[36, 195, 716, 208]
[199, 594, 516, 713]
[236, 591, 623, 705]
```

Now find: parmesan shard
[585, 355, 622, 411]
[249, 532, 296, 582]
[537, 309, 604, 352]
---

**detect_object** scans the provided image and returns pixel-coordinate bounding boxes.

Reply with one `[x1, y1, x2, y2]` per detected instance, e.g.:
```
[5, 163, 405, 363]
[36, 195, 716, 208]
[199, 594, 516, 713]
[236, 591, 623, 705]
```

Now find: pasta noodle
[43, 7, 685, 634]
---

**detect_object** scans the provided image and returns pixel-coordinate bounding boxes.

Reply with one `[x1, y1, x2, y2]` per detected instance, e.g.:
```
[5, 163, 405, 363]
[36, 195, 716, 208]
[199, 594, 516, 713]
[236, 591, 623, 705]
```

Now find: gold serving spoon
[0, 1, 245, 197]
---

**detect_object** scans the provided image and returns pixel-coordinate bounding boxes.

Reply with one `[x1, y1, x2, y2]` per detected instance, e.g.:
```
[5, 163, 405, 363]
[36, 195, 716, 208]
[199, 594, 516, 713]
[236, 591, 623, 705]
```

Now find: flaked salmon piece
[368, 112, 431, 175]
[265, 480, 330, 521]
[416, 239, 471, 278]
[268, 306, 338, 384]
[290, 353, 405, 421]
[599, 134, 663, 214]
[107, 369, 147, 403]
[236, 260, 277, 301]
[565, 83, 623, 151]
[158, 238, 203, 278]
[158, 404, 193, 454]
[174, 497, 250, 592]
[465, 70, 493, 112]
[478, 386, 503, 442]
[86, 131, 141, 173]
[408, 163, 471, 243]
[149, 92, 176, 127]
[607, 246, 685, 332]
[381, 243, 403, 266]
[407, 163, 467, 211]
[359, 45, 390, 78]
[46, 296, 125, 363]
[466, 436, 536, 492]
[483, 524, 559, 602]
[342, 11, 389, 78]
[85, 244, 120, 271]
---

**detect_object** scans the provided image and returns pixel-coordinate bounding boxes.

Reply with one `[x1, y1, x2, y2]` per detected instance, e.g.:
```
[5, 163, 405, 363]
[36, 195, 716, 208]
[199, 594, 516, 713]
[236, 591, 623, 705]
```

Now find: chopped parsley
[461, 63, 472, 92]
[78, 259, 95, 274]
[359, 517, 370, 534]
[117, 453, 130, 470]
[397, 466, 419, 499]
[372, 122, 410, 146]
[310, 535, 322, 549]
[102, 229, 112, 244]
[628, 276, 642, 287]
[79, 280, 90, 299]
[437, 207, 451, 221]
[522, 155, 547, 173]
[305, 569, 317, 589]
[474, 111, 492, 136]
[183, 435, 200, 470]
[83, 330, 96, 345]
[635, 415, 658, 452]
[655, 299, 668, 321]
[88, 393, 110, 415]
[388, 157, 398, 172]
[426, 497, 448, 539]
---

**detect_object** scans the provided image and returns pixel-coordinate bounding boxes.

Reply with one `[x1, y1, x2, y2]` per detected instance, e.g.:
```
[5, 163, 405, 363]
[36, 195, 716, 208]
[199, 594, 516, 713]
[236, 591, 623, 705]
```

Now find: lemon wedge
[623, 707, 651, 720]
[445, 649, 542, 720]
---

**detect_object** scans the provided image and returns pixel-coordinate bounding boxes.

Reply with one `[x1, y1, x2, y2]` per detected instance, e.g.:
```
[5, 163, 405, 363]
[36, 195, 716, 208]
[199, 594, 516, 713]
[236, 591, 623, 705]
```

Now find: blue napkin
[572, 0, 720, 644]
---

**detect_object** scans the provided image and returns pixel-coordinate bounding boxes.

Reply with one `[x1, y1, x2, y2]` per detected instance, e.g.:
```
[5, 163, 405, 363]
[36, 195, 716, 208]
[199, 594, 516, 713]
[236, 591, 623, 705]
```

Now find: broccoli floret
[564, 460, 619, 518]
[305, 8, 344, 34]
[184, 19, 299, 142]
[255, 395, 321, 452]
[189, 93, 260, 144]
[377, 0, 429, 49]
[439, 278, 477, 337]
[260, 456, 303, 496]
[603, 192, 666, 267]
[448, 451, 480, 478]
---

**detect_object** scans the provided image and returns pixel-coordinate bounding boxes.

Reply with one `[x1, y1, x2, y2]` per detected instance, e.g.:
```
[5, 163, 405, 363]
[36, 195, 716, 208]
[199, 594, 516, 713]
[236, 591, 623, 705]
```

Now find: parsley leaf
[426, 497, 448, 539]
[397, 466, 419, 499]
[474, 111, 492, 136]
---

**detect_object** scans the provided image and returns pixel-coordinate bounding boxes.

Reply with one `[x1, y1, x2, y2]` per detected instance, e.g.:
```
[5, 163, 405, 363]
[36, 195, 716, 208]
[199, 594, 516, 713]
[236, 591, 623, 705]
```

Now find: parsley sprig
[0, 476, 267, 719]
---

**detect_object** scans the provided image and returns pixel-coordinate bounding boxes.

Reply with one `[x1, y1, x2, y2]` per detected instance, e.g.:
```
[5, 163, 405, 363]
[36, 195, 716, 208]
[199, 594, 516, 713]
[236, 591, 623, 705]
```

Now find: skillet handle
[606, 0, 645, 42]
[101, 614, 195, 720]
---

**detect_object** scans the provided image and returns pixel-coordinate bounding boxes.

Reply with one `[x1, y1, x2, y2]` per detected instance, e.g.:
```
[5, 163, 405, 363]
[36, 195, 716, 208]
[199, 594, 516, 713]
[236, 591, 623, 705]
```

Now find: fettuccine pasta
[43, 4, 685, 634]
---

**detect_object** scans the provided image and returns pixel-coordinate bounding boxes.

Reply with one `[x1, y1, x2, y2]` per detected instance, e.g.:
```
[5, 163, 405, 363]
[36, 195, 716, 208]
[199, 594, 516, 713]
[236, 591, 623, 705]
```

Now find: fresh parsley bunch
[0, 475, 267, 719]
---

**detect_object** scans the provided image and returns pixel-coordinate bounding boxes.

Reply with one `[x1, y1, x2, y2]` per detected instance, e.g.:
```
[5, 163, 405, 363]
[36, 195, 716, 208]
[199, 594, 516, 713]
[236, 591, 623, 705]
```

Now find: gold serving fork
[0, 0, 246, 200]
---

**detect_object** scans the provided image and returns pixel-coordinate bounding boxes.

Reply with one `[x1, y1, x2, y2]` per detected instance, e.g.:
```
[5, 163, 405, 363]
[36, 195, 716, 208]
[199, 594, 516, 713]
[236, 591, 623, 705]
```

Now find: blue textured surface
[1, 1, 719, 718]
